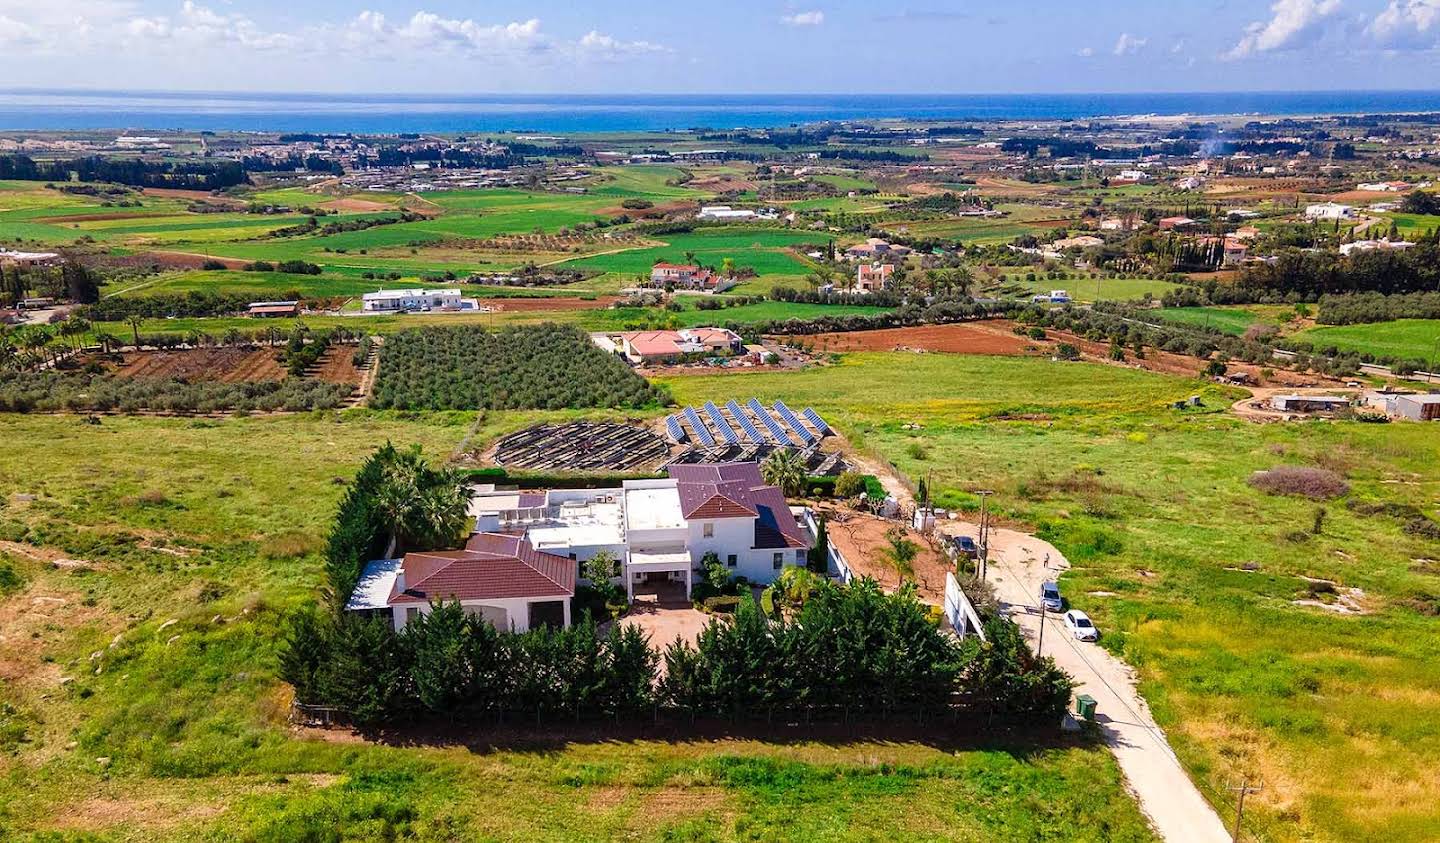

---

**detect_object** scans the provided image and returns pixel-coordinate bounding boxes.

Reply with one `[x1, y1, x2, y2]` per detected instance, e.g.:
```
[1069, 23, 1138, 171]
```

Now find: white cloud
[781, 10, 825, 26]
[0, 3, 673, 66]
[125, 1, 299, 51]
[1112, 32, 1147, 55]
[1368, 0, 1440, 48]
[577, 29, 671, 59]
[1225, 0, 1341, 59]
[1170, 39, 1186, 54]
[1076, 46, 1095, 57]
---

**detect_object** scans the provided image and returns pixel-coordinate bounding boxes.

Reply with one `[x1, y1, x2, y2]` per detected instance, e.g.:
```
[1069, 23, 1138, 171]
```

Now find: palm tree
[884, 527, 919, 582]
[372, 446, 473, 557]
[126, 314, 143, 350]
[761, 448, 808, 498]
[92, 331, 118, 354]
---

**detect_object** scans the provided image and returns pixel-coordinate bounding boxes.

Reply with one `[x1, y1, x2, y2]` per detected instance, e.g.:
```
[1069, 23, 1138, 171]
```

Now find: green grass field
[1004, 276, 1184, 303]
[559, 228, 821, 278]
[1154, 306, 1265, 335]
[1291, 319, 1440, 362]
[659, 353, 1440, 842]
[0, 410, 1153, 841]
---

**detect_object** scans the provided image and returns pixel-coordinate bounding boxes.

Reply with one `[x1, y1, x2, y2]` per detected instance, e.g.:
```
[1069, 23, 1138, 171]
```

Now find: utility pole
[975, 489, 994, 581]
[1036, 601, 1046, 656]
[1229, 779, 1261, 842]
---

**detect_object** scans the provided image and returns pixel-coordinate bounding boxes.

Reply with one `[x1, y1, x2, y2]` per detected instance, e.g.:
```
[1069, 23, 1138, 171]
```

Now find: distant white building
[697, 205, 760, 220]
[1339, 239, 1415, 257]
[1357, 181, 1412, 192]
[361, 288, 467, 312]
[1117, 169, 1151, 182]
[1305, 202, 1357, 221]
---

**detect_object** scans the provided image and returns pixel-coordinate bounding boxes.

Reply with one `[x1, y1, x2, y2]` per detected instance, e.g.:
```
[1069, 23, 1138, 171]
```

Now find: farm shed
[1271, 394, 1351, 413]
[1393, 394, 1440, 421]
[247, 300, 300, 318]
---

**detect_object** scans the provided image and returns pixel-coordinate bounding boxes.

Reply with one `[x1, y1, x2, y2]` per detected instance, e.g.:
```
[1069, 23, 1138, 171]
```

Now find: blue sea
[1, 90, 1438, 134]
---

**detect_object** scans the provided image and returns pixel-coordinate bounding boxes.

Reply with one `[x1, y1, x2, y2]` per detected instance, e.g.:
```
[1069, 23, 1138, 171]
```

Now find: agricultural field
[1153, 306, 1266, 335]
[370, 324, 665, 410]
[658, 351, 1440, 842]
[558, 227, 822, 279]
[0, 411, 1155, 841]
[1004, 275, 1185, 303]
[1290, 318, 1440, 362]
[106, 269, 457, 300]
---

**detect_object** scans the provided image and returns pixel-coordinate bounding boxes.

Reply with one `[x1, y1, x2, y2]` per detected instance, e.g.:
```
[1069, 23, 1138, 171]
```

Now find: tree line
[0, 155, 247, 189]
[282, 445, 1072, 729]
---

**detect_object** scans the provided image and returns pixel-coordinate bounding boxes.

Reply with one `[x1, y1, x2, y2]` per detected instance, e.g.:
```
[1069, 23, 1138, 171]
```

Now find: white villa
[1304, 202, 1357, 221]
[346, 462, 813, 631]
[361, 288, 469, 312]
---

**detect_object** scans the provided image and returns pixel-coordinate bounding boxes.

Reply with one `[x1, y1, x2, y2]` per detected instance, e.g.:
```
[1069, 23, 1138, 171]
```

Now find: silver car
[1040, 581, 1063, 613]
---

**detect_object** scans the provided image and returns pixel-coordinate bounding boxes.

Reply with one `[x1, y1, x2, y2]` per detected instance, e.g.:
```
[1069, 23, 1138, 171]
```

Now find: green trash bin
[1075, 694, 1097, 721]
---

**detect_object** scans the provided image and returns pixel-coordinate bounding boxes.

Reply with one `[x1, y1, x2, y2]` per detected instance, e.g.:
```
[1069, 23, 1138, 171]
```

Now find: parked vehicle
[1040, 581, 1063, 612]
[1064, 609, 1098, 641]
[951, 535, 978, 559]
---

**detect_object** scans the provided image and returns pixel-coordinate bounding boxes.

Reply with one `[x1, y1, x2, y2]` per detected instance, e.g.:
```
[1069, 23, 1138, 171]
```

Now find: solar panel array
[772, 400, 815, 445]
[665, 415, 687, 443]
[802, 407, 830, 435]
[726, 400, 765, 443]
[703, 401, 739, 445]
[683, 406, 716, 447]
[748, 397, 794, 444]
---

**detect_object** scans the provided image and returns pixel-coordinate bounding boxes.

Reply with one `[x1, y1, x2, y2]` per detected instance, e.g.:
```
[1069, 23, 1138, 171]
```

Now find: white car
[1064, 610, 1099, 641]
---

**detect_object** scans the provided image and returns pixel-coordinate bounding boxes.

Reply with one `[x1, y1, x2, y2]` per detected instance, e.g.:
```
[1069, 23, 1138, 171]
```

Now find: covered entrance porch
[625, 548, 693, 606]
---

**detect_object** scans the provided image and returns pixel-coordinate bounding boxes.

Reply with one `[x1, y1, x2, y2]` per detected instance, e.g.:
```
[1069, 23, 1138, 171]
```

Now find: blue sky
[0, 0, 1437, 93]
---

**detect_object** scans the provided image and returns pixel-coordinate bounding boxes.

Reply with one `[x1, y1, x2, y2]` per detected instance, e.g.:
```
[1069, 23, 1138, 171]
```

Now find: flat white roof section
[627, 548, 693, 571]
[345, 558, 402, 611]
[624, 485, 686, 531]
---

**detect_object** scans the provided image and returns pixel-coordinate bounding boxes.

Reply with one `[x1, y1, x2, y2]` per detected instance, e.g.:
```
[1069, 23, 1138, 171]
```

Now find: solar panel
[748, 397, 793, 444]
[665, 415, 687, 443]
[703, 401, 739, 445]
[802, 407, 830, 436]
[684, 406, 716, 447]
[773, 400, 815, 445]
[726, 400, 765, 443]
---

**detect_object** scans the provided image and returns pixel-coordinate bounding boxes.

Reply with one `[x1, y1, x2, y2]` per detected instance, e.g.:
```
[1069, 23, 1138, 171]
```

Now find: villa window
[405, 607, 419, 623]
[727, 554, 737, 568]
[773, 552, 783, 569]
[703, 522, 714, 538]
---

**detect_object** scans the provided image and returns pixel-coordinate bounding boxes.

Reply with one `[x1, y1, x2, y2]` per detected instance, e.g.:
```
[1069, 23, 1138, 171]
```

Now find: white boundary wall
[944, 572, 986, 640]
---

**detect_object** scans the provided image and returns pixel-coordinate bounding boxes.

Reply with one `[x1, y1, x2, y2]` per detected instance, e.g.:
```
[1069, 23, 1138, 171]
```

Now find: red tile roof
[390, 532, 575, 604]
[668, 462, 807, 549]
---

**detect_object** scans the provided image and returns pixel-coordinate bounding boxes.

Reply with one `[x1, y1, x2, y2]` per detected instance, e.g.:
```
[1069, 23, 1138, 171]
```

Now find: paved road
[948, 522, 1232, 843]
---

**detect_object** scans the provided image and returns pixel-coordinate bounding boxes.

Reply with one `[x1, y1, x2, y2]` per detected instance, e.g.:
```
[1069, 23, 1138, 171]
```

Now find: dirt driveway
[615, 603, 710, 651]
[942, 519, 1230, 843]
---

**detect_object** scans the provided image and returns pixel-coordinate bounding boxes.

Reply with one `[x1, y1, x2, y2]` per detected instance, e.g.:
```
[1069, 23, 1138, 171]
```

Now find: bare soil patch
[820, 509, 950, 604]
[783, 321, 1041, 355]
[595, 199, 697, 219]
[686, 175, 757, 193]
[105, 346, 362, 387]
[141, 251, 250, 270]
[110, 348, 286, 382]
[318, 197, 393, 213]
[479, 296, 620, 312]
[140, 188, 246, 208]
[37, 211, 167, 224]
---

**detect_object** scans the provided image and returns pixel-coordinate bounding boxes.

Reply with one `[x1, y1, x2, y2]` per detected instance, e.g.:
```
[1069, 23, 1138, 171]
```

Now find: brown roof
[668, 462, 807, 549]
[389, 532, 576, 604]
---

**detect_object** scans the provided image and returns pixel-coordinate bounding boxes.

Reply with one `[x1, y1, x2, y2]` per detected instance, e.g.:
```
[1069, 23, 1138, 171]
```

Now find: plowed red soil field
[480, 296, 620, 312]
[108, 346, 361, 386]
[782, 321, 1041, 355]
